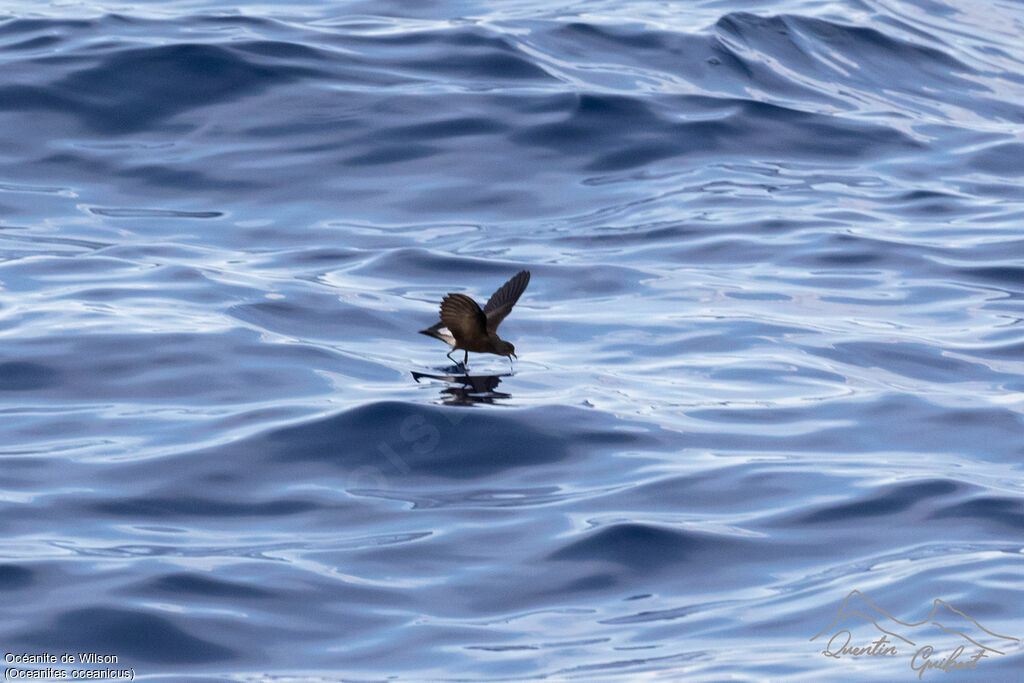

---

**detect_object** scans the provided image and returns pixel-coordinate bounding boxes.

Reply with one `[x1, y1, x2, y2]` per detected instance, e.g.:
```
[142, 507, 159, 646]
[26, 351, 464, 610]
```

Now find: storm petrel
[419, 270, 530, 368]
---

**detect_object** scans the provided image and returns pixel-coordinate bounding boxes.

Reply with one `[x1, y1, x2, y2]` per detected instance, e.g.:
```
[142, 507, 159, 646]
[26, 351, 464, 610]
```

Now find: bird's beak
[510, 352, 517, 359]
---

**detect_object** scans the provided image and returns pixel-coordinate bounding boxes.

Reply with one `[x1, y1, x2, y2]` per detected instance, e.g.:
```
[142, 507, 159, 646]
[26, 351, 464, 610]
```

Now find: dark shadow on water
[412, 368, 512, 406]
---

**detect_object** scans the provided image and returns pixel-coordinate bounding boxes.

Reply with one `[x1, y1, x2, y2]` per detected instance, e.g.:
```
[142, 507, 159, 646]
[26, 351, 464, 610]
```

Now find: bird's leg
[463, 350, 469, 371]
[446, 349, 457, 365]
[508, 356, 514, 374]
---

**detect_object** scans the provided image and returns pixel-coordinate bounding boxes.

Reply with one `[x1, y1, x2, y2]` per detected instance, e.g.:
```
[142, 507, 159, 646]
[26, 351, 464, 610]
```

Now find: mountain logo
[811, 589, 1019, 678]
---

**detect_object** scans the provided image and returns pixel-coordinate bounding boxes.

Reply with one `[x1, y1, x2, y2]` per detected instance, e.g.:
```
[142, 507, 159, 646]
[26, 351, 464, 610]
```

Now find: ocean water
[1, 0, 1023, 680]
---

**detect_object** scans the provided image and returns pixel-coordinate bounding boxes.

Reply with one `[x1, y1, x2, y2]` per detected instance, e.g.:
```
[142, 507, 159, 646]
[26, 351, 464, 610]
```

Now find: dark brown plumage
[420, 270, 530, 367]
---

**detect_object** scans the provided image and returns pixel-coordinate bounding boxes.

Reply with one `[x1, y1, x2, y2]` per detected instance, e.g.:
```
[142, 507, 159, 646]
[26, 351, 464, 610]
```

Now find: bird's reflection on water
[412, 368, 512, 406]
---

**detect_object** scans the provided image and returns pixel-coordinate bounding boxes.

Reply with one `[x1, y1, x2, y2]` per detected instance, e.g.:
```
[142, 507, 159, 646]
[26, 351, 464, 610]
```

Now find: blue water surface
[1, 0, 1023, 680]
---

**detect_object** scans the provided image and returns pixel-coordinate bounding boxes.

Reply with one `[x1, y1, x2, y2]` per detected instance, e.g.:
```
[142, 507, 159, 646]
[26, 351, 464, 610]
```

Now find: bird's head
[496, 340, 516, 358]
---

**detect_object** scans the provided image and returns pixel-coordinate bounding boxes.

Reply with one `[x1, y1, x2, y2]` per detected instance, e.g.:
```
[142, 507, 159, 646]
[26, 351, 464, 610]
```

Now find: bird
[419, 270, 530, 370]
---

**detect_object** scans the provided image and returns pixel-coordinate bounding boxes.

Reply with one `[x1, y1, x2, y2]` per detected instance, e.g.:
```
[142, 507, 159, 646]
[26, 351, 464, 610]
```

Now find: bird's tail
[419, 322, 445, 340]
[419, 322, 455, 346]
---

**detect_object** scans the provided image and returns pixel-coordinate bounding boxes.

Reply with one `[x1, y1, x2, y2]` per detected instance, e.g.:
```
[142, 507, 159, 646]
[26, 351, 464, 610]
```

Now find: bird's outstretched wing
[483, 270, 530, 332]
[440, 293, 488, 346]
